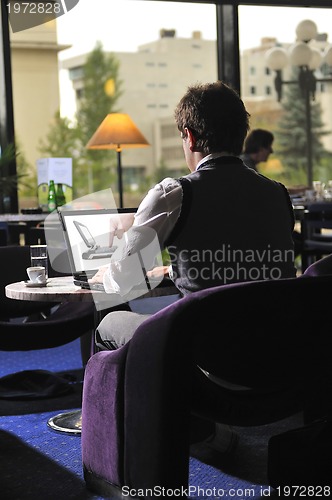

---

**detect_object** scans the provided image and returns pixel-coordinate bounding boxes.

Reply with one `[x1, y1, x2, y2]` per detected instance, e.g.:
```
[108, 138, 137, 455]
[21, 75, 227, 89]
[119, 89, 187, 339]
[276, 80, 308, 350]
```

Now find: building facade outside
[61, 29, 218, 187]
[10, 20, 68, 177]
[62, 28, 332, 189]
[10, 24, 332, 207]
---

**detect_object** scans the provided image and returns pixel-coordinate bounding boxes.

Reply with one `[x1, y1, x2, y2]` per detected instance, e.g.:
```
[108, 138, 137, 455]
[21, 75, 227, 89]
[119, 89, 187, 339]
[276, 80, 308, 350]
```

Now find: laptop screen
[59, 208, 137, 278]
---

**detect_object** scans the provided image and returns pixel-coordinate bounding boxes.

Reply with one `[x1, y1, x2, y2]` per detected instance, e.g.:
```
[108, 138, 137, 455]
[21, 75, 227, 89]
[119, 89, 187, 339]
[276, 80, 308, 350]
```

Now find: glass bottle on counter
[56, 183, 66, 207]
[47, 180, 57, 212]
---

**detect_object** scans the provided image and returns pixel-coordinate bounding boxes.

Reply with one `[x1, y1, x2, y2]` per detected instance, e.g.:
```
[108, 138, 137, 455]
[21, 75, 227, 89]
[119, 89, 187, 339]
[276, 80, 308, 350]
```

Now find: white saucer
[24, 280, 48, 288]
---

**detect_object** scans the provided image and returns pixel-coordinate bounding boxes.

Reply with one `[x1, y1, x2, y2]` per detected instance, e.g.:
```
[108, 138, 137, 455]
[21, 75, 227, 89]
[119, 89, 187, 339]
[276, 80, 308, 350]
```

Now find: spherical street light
[309, 48, 323, 71]
[265, 47, 288, 71]
[296, 19, 318, 43]
[264, 20, 332, 187]
[324, 46, 332, 66]
[289, 42, 312, 67]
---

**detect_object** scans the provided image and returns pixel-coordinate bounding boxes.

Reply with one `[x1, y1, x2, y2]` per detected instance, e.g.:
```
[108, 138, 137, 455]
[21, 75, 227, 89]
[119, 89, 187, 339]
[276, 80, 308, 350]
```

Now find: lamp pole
[266, 20, 332, 188]
[303, 75, 313, 187]
[116, 146, 124, 209]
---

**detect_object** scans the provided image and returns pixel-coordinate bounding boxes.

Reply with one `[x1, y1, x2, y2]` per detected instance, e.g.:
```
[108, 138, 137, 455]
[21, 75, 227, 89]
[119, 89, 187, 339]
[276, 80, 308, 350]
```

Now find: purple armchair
[301, 252, 332, 277]
[82, 273, 332, 497]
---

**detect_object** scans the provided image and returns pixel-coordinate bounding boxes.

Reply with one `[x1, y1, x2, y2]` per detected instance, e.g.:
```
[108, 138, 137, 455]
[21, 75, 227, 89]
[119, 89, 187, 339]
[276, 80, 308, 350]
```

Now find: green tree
[38, 111, 83, 196]
[77, 41, 122, 143]
[39, 42, 122, 198]
[39, 112, 81, 159]
[75, 42, 123, 196]
[148, 158, 187, 186]
[151, 158, 171, 184]
[0, 142, 32, 211]
[274, 67, 330, 186]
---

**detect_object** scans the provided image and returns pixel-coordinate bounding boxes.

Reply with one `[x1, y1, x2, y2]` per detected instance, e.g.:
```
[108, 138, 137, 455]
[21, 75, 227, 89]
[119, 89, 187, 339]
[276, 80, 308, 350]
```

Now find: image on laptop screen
[59, 208, 137, 287]
[73, 220, 118, 259]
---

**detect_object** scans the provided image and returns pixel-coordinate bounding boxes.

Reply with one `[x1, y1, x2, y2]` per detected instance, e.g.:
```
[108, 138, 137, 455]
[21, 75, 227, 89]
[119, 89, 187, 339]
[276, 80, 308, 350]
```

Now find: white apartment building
[61, 29, 218, 183]
[62, 29, 332, 183]
[10, 20, 68, 170]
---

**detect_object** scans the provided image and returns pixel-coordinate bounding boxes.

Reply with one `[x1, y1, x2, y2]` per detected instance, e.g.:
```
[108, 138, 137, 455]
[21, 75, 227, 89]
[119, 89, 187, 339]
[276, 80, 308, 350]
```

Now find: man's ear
[186, 128, 196, 152]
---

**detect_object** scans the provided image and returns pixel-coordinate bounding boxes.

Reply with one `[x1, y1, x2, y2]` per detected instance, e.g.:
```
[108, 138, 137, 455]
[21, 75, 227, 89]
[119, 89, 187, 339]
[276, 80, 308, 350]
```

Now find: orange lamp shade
[86, 113, 150, 150]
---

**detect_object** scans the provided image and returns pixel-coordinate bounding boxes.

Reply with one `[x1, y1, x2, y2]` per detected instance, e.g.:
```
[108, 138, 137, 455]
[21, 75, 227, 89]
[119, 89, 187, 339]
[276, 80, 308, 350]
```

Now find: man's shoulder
[157, 177, 181, 191]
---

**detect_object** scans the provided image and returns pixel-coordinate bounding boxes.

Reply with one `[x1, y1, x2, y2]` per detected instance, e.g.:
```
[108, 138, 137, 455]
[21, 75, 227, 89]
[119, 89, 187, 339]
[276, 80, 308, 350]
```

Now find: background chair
[0, 245, 95, 352]
[81, 273, 332, 496]
[300, 202, 332, 271]
[301, 252, 332, 277]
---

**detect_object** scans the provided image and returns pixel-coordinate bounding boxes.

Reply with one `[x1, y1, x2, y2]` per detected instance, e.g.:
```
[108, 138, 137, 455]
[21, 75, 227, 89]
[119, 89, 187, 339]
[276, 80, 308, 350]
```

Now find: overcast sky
[56, 0, 332, 118]
[56, 0, 332, 59]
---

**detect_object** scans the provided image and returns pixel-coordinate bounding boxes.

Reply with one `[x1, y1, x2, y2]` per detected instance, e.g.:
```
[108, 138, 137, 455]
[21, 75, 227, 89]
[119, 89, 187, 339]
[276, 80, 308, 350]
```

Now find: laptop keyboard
[93, 245, 117, 254]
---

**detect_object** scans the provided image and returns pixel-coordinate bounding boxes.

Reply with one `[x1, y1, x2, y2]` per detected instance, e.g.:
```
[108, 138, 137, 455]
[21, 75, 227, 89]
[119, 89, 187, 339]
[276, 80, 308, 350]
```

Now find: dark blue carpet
[0, 317, 300, 499]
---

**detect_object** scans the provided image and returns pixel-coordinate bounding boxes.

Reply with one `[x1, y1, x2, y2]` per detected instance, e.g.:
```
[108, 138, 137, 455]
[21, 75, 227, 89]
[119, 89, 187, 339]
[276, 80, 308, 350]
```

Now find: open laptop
[58, 208, 137, 291]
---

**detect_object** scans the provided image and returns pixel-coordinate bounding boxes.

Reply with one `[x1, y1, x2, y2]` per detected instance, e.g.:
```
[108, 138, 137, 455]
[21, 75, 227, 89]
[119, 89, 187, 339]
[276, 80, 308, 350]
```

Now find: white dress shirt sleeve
[103, 177, 182, 295]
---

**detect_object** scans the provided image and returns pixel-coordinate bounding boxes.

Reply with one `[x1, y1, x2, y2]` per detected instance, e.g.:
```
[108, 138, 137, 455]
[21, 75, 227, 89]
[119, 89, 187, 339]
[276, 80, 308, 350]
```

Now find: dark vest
[166, 156, 296, 296]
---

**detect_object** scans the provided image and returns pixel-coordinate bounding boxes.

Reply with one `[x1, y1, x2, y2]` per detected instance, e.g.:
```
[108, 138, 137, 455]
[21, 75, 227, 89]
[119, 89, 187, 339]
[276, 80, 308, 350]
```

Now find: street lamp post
[265, 20, 332, 187]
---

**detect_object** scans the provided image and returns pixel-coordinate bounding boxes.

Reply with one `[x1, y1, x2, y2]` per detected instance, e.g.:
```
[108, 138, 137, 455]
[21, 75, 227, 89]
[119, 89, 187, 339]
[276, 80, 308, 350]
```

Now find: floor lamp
[86, 113, 150, 208]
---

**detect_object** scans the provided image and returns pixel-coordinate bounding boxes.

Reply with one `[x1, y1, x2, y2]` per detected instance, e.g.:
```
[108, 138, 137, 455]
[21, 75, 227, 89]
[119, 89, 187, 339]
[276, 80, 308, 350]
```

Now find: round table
[5, 276, 104, 435]
[5, 275, 178, 434]
[6, 276, 100, 302]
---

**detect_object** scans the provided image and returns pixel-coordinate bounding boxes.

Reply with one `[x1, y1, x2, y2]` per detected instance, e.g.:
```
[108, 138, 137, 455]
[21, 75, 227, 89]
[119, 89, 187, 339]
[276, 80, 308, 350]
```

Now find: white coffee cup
[26, 266, 47, 284]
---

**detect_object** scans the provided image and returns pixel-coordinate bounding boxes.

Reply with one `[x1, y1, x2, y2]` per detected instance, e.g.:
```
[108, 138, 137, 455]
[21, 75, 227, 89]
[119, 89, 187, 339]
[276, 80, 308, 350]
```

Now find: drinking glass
[312, 181, 325, 200]
[30, 244, 48, 279]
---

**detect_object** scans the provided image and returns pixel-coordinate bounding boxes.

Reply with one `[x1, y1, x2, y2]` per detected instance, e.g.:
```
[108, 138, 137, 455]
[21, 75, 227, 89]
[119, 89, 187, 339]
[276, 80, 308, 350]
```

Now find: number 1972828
[7, 2, 62, 15]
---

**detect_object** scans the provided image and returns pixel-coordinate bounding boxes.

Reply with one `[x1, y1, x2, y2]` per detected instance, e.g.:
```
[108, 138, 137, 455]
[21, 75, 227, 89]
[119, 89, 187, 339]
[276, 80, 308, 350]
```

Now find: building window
[162, 146, 184, 161]
[146, 62, 155, 67]
[249, 66, 256, 75]
[68, 66, 83, 80]
[161, 124, 178, 139]
[266, 86, 271, 95]
[123, 167, 146, 190]
[250, 86, 256, 95]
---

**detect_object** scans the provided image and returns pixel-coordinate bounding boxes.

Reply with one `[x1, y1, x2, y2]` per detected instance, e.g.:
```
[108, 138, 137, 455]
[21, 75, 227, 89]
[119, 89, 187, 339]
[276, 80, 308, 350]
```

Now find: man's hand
[88, 265, 108, 284]
[109, 213, 135, 246]
[146, 266, 169, 279]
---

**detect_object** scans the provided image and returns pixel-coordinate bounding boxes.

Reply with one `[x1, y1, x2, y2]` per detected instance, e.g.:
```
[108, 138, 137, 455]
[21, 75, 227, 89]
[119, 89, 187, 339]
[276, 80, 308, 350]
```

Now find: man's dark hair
[174, 81, 250, 156]
[243, 129, 274, 154]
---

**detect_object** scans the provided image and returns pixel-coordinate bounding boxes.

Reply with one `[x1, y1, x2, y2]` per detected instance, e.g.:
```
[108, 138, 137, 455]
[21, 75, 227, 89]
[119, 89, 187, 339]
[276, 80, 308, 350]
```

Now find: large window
[239, 4, 332, 187]
[9, 0, 217, 209]
[6, 1, 332, 210]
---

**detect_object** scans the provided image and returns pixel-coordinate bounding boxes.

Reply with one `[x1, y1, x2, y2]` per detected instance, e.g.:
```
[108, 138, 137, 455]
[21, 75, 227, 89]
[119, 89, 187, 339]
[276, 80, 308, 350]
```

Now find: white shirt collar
[196, 152, 232, 171]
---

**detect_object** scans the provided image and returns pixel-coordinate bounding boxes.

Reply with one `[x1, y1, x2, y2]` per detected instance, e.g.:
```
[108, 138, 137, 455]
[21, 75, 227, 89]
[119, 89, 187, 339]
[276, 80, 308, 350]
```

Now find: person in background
[240, 129, 302, 262]
[240, 128, 274, 172]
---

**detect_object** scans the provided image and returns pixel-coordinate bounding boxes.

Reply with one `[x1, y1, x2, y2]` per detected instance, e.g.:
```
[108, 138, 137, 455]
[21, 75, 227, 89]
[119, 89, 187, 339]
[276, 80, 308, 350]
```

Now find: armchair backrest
[301, 253, 332, 277]
[82, 273, 332, 494]
[0, 245, 53, 318]
[128, 275, 331, 391]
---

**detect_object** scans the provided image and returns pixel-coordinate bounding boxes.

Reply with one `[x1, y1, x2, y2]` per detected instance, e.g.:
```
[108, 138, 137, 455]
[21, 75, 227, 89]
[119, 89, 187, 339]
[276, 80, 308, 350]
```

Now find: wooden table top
[0, 213, 48, 223]
[5, 275, 178, 310]
[5, 276, 97, 302]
